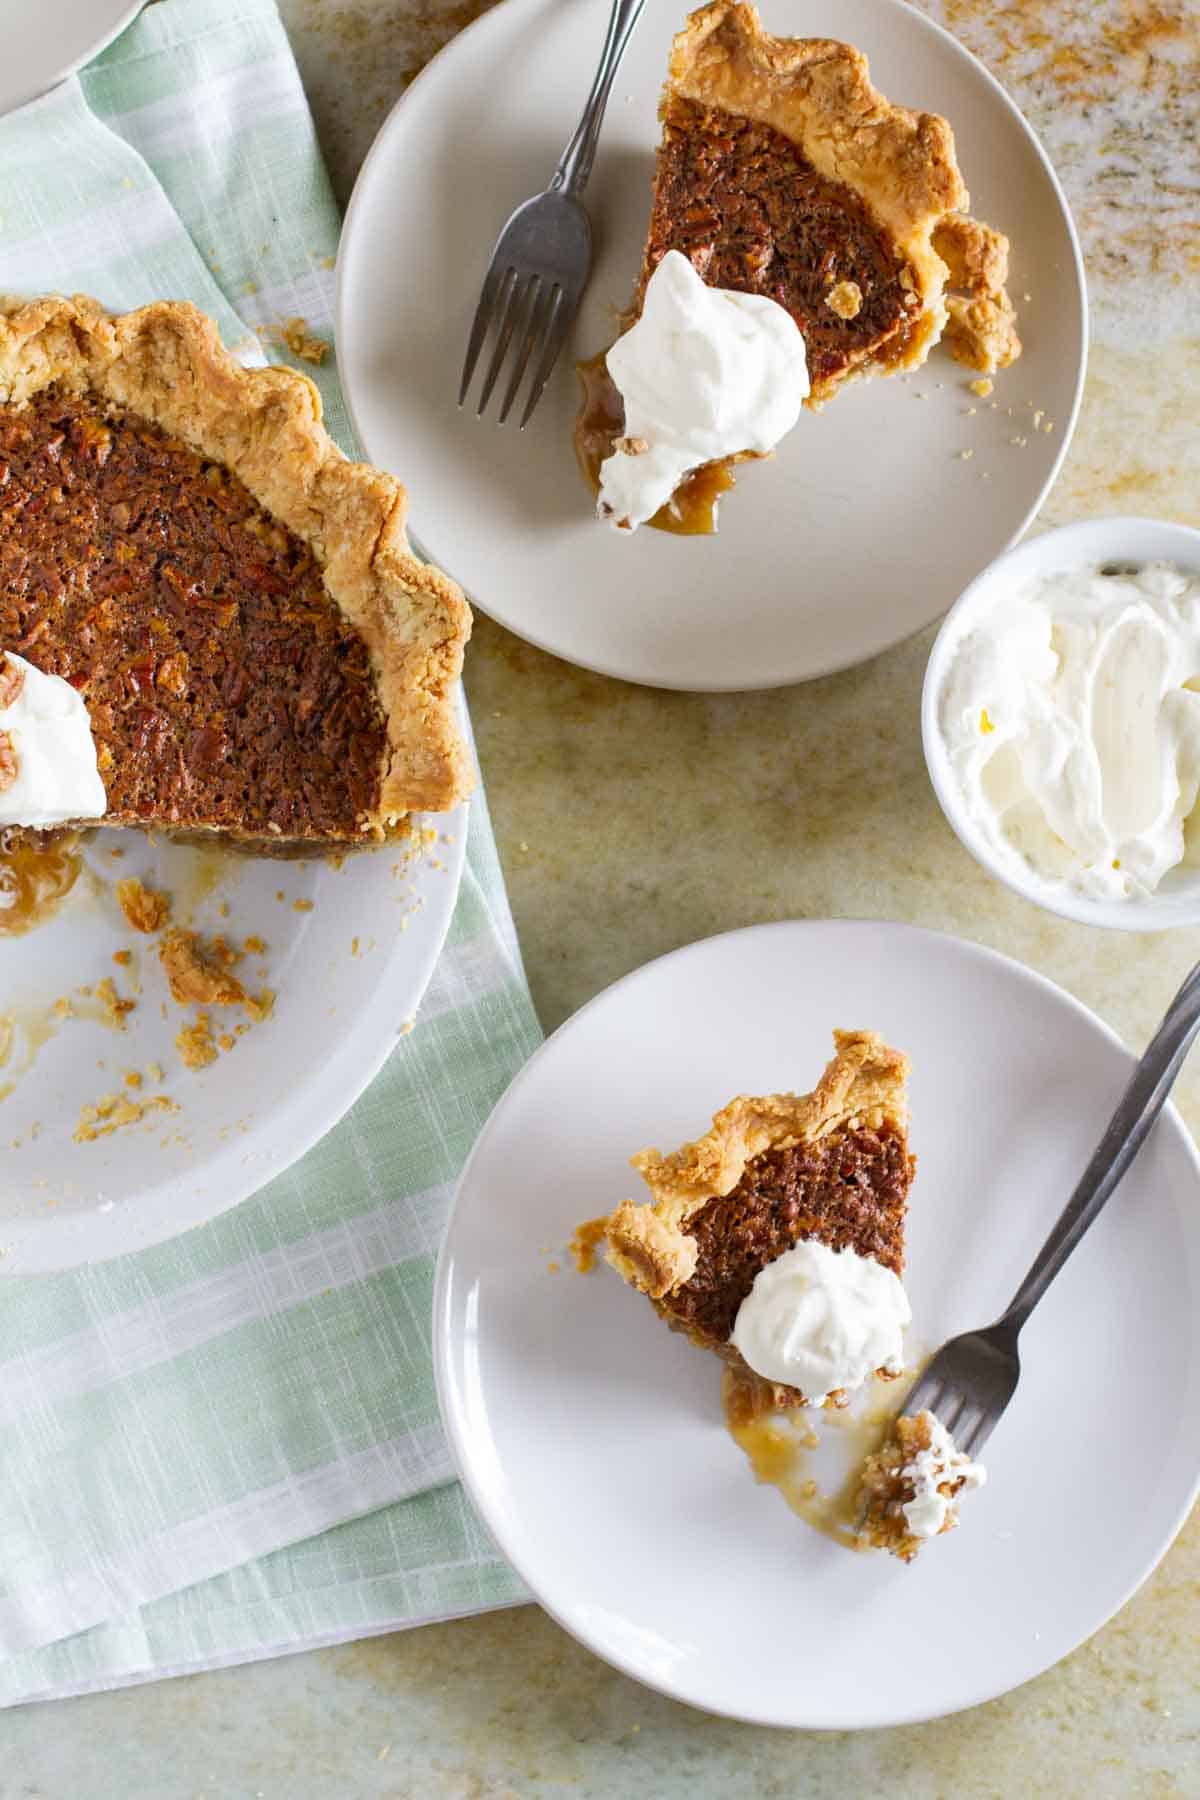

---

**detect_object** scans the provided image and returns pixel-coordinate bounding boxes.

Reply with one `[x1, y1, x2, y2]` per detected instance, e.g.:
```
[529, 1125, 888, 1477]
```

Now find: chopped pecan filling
[0, 652, 25, 709]
[0, 389, 388, 840]
[639, 96, 919, 389]
[660, 1123, 912, 1346]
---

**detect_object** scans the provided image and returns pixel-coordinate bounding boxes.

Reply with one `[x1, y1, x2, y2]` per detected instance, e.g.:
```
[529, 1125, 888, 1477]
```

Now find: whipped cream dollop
[730, 1239, 910, 1403]
[0, 652, 107, 829]
[901, 1411, 987, 1539]
[597, 249, 810, 531]
[939, 562, 1200, 902]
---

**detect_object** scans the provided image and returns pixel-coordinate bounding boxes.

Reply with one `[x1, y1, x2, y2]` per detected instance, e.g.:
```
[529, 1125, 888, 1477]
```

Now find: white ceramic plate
[0, 804, 466, 1273]
[0, 0, 142, 116]
[338, 0, 1086, 692]
[435, 920, 1200, 1727]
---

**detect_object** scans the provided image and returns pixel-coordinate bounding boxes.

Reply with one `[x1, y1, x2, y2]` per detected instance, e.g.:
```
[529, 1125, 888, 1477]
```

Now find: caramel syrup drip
[722, 1364, 900, 1552]
[0, 828, 83, 937]
[573, 352, 737, 537]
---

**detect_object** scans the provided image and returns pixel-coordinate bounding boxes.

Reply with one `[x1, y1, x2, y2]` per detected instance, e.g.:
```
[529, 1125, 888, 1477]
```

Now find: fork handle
[550, 0, 647, 196]
[1002, 956, 1200, 1334]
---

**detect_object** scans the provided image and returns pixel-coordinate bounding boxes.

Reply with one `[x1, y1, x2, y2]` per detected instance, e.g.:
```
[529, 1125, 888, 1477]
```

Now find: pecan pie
[0, 296, 471, 849]
[577, 0, 1021, 532]
[596, 1030, 914, 1406]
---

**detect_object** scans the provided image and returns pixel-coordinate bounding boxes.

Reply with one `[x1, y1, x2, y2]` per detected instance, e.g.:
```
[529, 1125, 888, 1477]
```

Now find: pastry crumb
[74, 1091, 177, 1143]
[244, 934, 268, 955]
[824, 279, 862, 320]
[613, 435, 649, 456]
[95, 977, 136, 1031]
[292, 898, 314, 913]
[570, 1216, 608, 1274]
[958, 448, 974, 460]
[176, 1013, 218, 1071]
[115, 876, 171, 934]
[968, 377, 993, 398]
[275, 316, 329, 364]
[112, 949, 132, 967]
[159, 930, 246, 1006]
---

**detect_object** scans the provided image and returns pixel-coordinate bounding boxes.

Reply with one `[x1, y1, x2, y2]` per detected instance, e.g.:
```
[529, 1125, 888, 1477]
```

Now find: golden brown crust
[933, 214, 1022, 373]
[604, 1029, 910, 1300]
[932, 214, 1009, 295]
[667, 2, 968, 384]
[0, 295, 473, 822]
[943, 292, 1022, 373]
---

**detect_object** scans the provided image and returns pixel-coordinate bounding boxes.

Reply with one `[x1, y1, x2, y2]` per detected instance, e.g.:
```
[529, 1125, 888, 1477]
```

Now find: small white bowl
[922, 516, 1200, 932]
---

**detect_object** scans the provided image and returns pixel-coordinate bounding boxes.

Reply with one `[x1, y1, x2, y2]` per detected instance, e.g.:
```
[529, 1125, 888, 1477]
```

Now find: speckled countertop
[8, 0, 1200, 1793]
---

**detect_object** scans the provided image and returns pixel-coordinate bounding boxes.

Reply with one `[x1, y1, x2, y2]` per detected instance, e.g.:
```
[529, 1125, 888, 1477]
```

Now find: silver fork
[458, 0, 646, 427]
[903, 956, 1200, 1460]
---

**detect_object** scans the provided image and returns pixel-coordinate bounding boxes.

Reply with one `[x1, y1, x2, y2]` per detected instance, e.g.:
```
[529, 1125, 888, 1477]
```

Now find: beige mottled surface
[7, 0, 1200, 1791]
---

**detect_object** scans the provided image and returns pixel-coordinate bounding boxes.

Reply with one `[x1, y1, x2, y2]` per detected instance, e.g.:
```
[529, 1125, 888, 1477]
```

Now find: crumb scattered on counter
[74, 1092, 177, 1143]
[292, 898, 314, 913]
[116, 876, 171, 934]
[123, 1069, 143, 1089]
[244, 935, 268, 955]
[272, 316, 329, 364]
[968, 377, 993, 398]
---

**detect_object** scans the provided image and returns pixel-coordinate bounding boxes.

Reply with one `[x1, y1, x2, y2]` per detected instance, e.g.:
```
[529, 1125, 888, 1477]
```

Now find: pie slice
[597, 1030, 914, 1407]
[576, 0, 1021, 533]
[0, 296, 472, 850]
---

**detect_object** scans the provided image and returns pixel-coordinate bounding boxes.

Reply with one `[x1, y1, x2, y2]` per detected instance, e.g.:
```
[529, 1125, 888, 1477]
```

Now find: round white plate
[435, 920, 1200, 1728]
[338, 0, 1086, 692]
[0, 804, 466, 1272]
[0, 0, 142, 116]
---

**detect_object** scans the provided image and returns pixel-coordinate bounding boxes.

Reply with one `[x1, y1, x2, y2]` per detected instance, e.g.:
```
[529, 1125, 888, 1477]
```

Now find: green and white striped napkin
[0, 0, 533, 1705]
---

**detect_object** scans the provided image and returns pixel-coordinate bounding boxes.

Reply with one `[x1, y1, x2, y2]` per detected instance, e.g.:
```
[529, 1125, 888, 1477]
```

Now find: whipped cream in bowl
[923, 518, 1200, 929]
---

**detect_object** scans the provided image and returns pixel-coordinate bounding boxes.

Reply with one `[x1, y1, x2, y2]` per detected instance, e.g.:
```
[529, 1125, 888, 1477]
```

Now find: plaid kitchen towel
[0, 0, 534, 1705]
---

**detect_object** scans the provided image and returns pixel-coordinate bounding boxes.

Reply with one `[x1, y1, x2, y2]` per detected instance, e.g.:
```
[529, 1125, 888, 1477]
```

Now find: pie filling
[641, 97, 917, 389]
[0, 389, 388, 843]
[574, 352, 738, 536]
[575, 94, 920, 530]
[660, 1123, 911, 1347]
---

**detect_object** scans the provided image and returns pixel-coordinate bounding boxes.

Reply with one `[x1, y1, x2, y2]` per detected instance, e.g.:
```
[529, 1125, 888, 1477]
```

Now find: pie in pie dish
[0, 296, 471, 850]
[598, 1030, 914, 1407]
[576, 0, 1022, 533]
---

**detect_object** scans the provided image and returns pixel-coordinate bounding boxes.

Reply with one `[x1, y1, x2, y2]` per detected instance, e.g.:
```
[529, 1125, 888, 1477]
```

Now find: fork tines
[459, 266, 569, 429]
